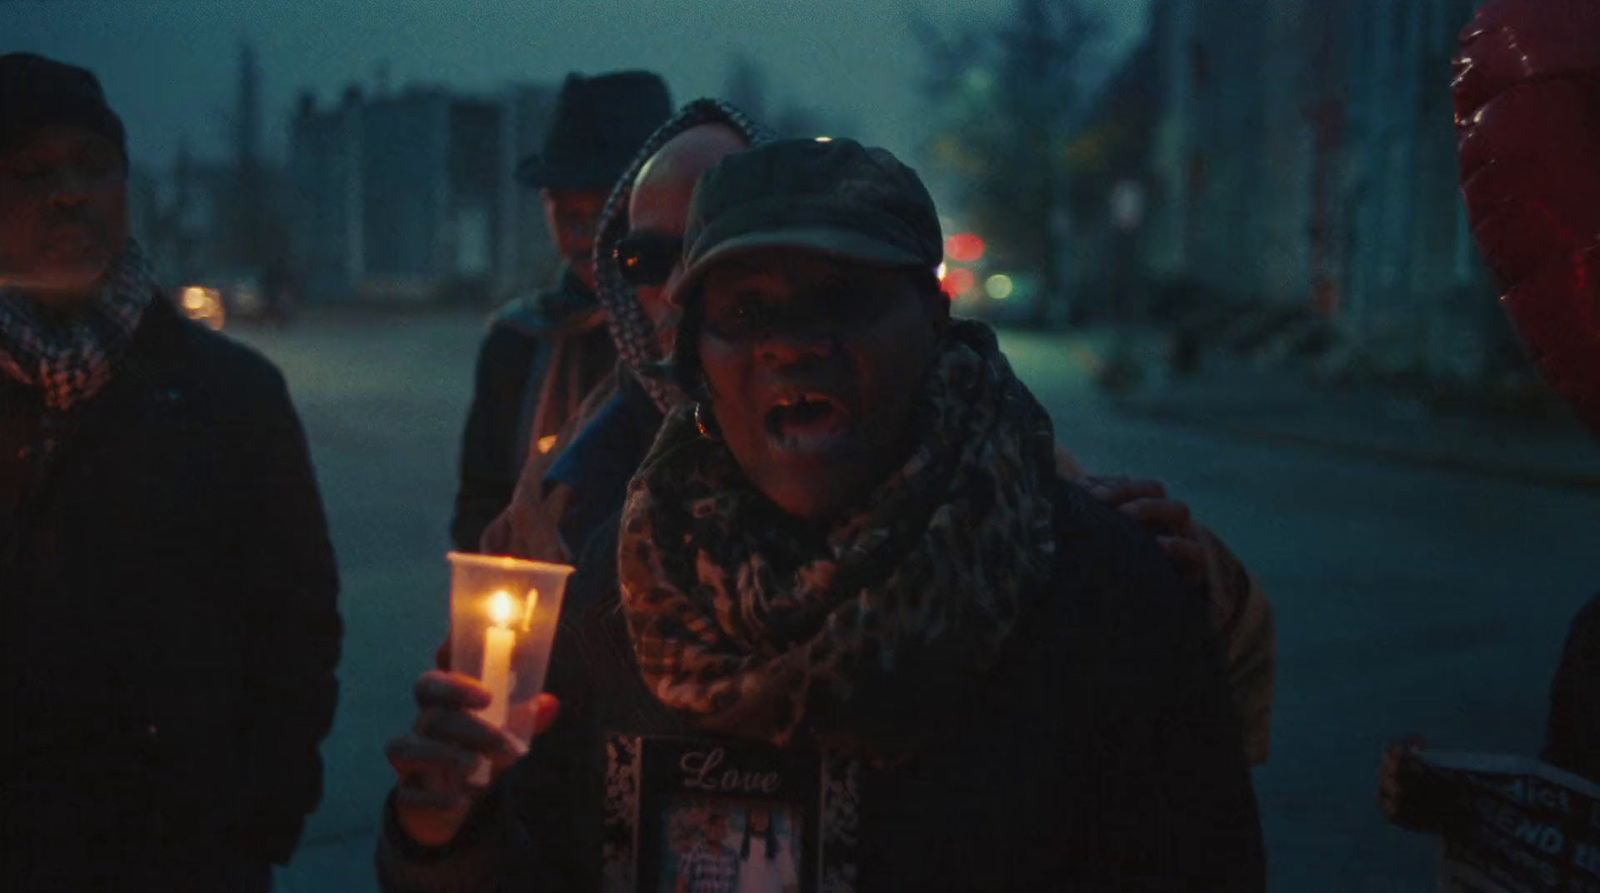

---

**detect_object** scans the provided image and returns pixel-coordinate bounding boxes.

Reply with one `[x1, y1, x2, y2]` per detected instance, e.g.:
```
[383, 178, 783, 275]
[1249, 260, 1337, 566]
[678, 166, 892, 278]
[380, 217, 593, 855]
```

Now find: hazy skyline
[3, 0, 1150, 171]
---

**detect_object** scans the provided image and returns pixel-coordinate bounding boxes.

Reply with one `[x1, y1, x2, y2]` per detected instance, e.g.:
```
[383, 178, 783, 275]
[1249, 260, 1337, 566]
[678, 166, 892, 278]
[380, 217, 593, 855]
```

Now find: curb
[1118, 401, 1600, 495]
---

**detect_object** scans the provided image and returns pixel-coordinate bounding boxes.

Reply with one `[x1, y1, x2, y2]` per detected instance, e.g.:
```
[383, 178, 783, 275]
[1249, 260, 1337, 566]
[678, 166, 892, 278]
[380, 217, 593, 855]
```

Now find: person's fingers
[386, 734, 481, 778]
[1082, 476, 1167, 506]
[1379, 737, 1425, 777]
[1156, 536, 1207, 585]
[414, 670, 492, 711]
[416, 707, 520, 756]
[1378, 771, 1401, 815]
[1377, 736, 1430, 818]
[394, 784, 471, 814]
[531, 693, 561, 736]
[1155, 533, 1204, 556]
[486, 694, 560, 775]
[1378, 793, 1400, 818]
[1380, 745, 1401, 772]
[1120, 498, 1193, 531]
[1378, 764, 1400, 799]
[392, 782, 475, 848]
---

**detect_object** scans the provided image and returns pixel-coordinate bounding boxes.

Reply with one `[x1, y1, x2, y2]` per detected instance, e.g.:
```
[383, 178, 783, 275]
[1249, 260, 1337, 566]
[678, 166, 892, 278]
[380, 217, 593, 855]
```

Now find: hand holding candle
[386, 673, 562, 848]
[445, 553, 575, 784]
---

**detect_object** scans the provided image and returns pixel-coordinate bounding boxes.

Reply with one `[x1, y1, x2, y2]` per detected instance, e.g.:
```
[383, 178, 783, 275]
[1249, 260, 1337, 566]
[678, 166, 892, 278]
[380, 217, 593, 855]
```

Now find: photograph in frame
[603, 735, 860, 893]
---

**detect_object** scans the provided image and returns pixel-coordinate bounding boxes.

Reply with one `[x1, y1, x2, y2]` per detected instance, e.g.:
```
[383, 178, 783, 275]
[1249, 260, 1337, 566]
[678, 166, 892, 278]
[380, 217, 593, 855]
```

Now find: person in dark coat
[478, 100, 765, 563]
[452, 71, 673, 552]
[380, 139, 1264, 892]
[482, 98, 1278, 765]
[0, 53, 341, 892]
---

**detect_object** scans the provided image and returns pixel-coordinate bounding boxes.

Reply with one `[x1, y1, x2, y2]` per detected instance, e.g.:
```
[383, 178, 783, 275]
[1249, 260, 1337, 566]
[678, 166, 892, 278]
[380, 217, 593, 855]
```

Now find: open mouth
[764, 391, 852, 453]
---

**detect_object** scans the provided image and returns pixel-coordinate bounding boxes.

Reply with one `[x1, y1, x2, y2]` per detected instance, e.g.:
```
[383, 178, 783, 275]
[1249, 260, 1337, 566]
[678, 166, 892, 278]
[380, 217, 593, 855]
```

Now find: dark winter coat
[378, 479, 1265, 893]
[0, 298, 342, 891]
[452, 269, 615, 552]
[1545, 592, 1600, 783]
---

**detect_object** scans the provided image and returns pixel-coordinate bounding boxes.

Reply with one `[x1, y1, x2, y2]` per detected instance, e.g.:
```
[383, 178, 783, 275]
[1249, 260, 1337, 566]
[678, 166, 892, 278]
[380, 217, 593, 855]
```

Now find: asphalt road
[231, 313, 1600, 892]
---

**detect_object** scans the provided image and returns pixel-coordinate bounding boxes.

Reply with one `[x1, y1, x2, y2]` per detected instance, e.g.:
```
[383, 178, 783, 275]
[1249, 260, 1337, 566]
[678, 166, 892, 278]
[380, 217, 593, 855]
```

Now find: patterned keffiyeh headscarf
[0, 238, 156, 412]
[592, 99, 774, 415]
[618, 320, 1059, 746]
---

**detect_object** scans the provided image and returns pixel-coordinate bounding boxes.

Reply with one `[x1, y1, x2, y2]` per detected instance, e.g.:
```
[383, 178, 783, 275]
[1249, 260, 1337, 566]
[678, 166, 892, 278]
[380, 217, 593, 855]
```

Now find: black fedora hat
[516, 70, 672, 192]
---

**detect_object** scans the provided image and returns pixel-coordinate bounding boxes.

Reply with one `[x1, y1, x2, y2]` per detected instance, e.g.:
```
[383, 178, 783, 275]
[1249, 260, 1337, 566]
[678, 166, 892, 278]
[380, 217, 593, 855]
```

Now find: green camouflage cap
[669, 137, 944, 307]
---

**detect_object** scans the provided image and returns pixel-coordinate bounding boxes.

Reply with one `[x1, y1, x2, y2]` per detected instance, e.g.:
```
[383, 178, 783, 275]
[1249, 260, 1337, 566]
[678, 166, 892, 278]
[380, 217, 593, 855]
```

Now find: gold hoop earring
[694, 403, 720, 441]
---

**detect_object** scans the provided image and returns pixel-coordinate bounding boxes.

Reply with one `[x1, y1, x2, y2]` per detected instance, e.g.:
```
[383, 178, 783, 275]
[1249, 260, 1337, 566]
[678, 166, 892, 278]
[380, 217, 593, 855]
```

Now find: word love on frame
[602, 735, 860, 893]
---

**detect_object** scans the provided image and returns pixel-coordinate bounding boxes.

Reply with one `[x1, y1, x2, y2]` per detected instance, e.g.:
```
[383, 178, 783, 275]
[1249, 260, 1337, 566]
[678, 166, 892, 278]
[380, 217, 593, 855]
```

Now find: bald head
[630, 123, 748, 229]
[626, 123, 749, 335]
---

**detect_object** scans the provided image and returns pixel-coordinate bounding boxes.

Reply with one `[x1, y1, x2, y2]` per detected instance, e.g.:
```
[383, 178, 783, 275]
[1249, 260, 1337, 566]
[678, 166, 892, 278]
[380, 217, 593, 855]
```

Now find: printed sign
[602, 735, 859, 893]
[1415, 751, 1600, 893]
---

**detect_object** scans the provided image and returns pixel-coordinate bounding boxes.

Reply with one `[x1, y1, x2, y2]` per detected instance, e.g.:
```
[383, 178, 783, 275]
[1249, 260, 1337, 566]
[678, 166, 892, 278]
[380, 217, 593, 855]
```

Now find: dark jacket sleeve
[1544, 593, 1600, 783]
[1142, 569, 1266, 890]
[1054, 483, 1265, 891]
[453, 323, 542, 552]
[235, 366, 343, 864]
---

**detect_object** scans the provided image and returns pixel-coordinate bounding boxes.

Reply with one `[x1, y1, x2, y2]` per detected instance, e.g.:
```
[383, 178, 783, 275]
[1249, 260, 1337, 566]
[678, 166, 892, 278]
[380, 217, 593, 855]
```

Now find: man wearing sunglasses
[450, 71, 671, 553]
[384, 106, 767, 874]
[476, 101, 762, 563]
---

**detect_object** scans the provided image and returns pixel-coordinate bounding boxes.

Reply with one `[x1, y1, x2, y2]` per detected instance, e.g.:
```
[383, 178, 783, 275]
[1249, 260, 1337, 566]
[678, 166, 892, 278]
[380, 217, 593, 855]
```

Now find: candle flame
[489, 590, 517, 627]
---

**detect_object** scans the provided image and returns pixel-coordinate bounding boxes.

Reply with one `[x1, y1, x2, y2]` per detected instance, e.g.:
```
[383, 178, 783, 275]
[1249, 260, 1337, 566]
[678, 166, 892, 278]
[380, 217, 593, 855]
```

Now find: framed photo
[603, 735, 860, 893]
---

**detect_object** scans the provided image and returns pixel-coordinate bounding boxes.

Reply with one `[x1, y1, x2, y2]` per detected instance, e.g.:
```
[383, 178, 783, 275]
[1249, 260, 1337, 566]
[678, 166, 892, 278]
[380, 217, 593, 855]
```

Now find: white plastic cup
[446, 552, 574, 783]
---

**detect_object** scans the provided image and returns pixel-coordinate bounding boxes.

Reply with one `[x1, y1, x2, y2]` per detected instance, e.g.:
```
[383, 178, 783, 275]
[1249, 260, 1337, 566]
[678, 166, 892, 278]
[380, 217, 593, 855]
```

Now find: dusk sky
[2, 0, 1151, 171]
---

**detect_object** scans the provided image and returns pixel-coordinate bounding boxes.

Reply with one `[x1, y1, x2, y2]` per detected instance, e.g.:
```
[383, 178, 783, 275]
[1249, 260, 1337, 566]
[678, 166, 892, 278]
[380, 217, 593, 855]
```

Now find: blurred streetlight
[941, 266, 976, 297]
[944, 233, 985, 263]
[179, 286, 225, 330]
[985, 274, 1014, 300]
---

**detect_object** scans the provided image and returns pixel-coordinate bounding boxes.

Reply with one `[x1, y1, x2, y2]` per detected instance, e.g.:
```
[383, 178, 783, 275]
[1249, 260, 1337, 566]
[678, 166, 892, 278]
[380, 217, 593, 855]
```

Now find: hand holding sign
[1393, 749, 1600, 893]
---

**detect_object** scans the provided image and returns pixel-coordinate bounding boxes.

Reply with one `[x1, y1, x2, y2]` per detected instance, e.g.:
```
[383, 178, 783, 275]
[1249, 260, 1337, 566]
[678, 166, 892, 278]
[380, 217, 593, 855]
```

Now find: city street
[238, 312, 1600, 893]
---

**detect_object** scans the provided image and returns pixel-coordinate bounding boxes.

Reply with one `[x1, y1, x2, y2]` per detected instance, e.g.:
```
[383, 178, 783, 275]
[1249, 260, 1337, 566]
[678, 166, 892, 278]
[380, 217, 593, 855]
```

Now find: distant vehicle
[173, 268, 295, 328]
[176, 285, 226, 331]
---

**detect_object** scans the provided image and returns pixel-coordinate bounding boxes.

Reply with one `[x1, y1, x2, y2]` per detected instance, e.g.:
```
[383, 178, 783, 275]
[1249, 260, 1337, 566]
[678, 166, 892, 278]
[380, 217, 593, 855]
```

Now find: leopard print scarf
[618, 319, 1057, 745]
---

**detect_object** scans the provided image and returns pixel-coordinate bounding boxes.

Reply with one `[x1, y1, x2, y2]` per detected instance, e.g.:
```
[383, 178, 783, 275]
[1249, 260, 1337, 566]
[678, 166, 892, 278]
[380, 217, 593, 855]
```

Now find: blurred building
[288, 80, 559, 306]
[126, 43, 295, 304]
[1074, 0, 1512, 384]
[500, 85, 560, 300]
[130, 147, 286, 293]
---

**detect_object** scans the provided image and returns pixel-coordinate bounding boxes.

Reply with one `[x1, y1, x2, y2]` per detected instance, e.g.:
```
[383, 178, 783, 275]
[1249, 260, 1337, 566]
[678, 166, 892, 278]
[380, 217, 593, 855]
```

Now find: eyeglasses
[612, 233, 683, 287]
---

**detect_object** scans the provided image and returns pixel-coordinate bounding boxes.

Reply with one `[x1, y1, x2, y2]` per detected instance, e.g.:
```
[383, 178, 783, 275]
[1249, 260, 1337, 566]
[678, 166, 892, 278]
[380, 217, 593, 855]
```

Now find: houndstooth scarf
[0, 239, 156, 412]
[618, 320, 1058, 746]
[592, 99, 774, 415]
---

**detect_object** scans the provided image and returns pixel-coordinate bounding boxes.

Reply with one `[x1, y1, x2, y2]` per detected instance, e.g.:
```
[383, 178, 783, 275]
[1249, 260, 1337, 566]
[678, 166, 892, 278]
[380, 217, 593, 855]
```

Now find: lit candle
[473, 590, 519, 784]
[480, 591, 519, 725]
